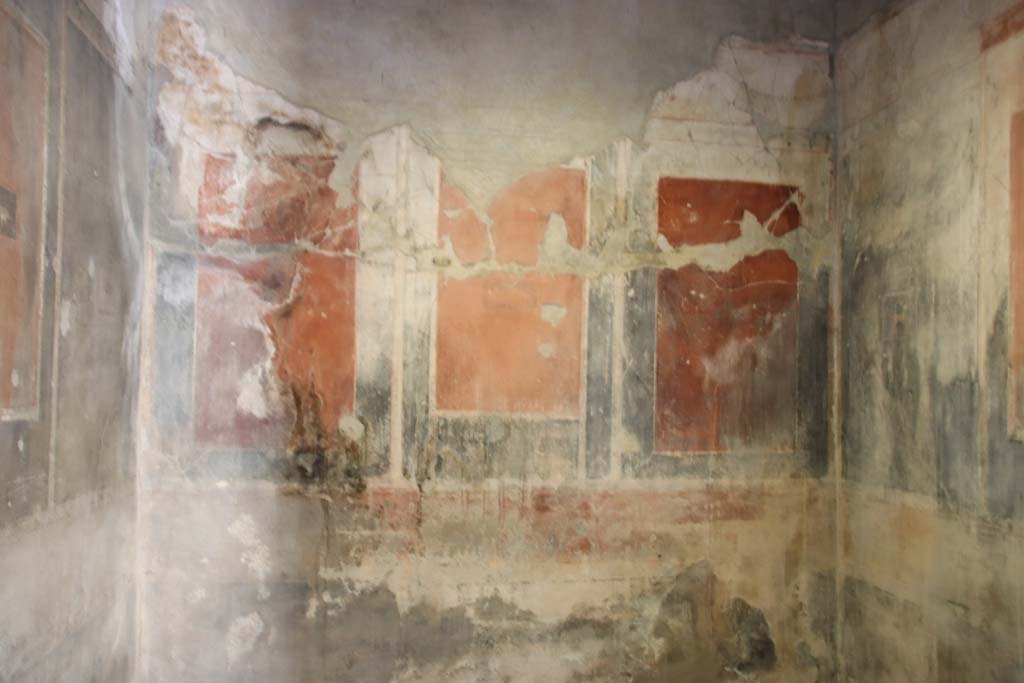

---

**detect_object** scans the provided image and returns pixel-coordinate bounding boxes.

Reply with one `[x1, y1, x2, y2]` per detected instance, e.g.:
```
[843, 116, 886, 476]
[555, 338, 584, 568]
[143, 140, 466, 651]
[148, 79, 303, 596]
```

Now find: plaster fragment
[540, 304, 567, 327]
[227, 515, 271, 596]
[225, 612, 263, 667]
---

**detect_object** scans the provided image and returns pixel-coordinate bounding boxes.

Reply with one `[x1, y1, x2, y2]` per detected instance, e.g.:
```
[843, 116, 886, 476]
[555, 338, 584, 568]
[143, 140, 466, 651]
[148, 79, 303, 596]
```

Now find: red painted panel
[1010, 111, 1024, 431]
[658, 177, 801, 247]
[435, 168, 586, 416]
[655, 177, 802, 453]
[194, 152, 358, 447]
[436, 273, 583, 416]
[488, 168, 586, 266]
[265, 251, 357, 431]
[656, 250, 799, 453]
[0, 6, 46, 415]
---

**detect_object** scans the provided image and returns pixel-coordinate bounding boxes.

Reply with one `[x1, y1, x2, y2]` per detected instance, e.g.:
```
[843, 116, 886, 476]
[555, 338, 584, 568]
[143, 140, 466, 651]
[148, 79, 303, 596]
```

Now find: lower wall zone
[141, 480, 836, 682]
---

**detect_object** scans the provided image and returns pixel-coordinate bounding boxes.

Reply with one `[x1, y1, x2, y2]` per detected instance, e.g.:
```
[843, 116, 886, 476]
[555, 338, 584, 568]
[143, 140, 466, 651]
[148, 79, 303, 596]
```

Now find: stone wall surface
[140, 1, 840, 680]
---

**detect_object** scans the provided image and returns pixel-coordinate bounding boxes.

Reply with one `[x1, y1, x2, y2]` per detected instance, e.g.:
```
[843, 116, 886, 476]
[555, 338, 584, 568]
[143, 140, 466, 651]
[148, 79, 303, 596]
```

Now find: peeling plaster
[227, 514, 271, 599]
[157, 9, 833, 286]
[172, 0, 835, 210]
[225, 611, 264, 667]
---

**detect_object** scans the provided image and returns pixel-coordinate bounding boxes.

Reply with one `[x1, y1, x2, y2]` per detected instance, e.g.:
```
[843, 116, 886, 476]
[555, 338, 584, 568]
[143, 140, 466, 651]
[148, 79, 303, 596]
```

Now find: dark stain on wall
[933, 373, 978, 513]
[844, 242, 983, 507]
[799, 270, 832, 477]
[985, 297, 1024, 521]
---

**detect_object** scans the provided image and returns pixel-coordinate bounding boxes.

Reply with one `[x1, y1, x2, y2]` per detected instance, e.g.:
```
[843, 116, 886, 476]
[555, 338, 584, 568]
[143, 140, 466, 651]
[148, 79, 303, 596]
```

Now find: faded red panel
[435, 167, 586, 416]
[0, 6, 47, 415]
[655, 250, 799, 453]
[194, 251, 359, 448]
[198, 153, 358, 250]
[400, 486, 764, 560]
[313, 484, 768, 562]
[265, 251, 357, 431]
[193, 257, 295, 448]
[982, 1, 1024, 51]
[1011, 112, 1024, 432]
[436, 273, 583, 416]
[518, 487, 764, 558]
[658, 177, 801, 247]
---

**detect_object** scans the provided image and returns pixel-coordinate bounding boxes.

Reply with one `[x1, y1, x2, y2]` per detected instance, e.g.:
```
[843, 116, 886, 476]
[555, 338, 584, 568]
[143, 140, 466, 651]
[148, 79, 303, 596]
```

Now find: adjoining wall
[838, 0, 1024, 679]
[0, 0, 147, 680]
[141, 2, 839, 681]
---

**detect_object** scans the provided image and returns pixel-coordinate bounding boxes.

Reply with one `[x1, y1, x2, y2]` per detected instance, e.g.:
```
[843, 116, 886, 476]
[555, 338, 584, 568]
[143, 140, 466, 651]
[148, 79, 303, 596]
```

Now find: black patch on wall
[402, 277, 432, 480]
[52, 19, 132, 502]
[0, 186, 16, 239]
[721, 598, 777, 673]
[842, 577, 928, 682]
[355, 360, 391, 478]
[986, 297, 1024, 520]
[879, 290, 924, 493]
[799, 270, 831, 477]
[585, 275, 614, 478]
[152, 253, 195, 457]
[933, 373, 978, 513]
[622, 268, 657, 457]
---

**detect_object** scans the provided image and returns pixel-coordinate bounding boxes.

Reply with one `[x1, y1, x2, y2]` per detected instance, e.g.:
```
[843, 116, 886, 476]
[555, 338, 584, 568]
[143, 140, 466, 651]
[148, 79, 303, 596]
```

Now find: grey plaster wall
[0, 0, 147, 680]
[838, 0, 1024, 679]
[162, 0, 836, 208]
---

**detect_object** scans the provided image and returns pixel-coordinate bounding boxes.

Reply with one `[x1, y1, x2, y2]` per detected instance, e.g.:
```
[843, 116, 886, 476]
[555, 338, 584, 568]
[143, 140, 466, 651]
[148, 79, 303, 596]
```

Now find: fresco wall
[18, 1, 1024, 680]
[141, 5, 838, 681]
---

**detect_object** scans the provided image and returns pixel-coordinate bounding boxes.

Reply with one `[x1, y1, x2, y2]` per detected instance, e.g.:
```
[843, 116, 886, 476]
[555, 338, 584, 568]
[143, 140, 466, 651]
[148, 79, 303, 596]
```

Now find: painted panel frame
[652, 176, 801, 456]
[0, 2, 48, 420]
